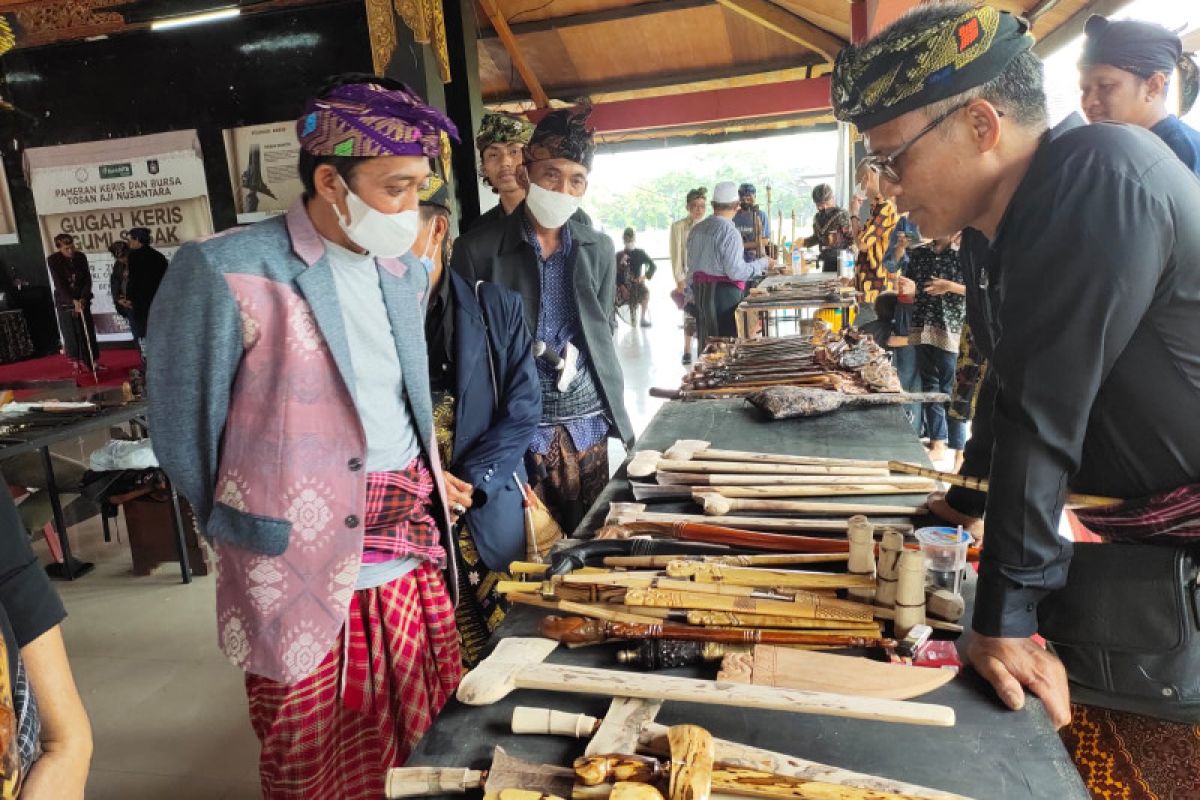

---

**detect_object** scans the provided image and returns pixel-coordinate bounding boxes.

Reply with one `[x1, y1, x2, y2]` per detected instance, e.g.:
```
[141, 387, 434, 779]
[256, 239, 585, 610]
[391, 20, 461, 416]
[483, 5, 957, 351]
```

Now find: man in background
[45, 235, 99, 372]
[669, 187, 705, 364]
[616, 227, 655, 328]
[803, 184, 853, 273]
[453, 105, 633, 533]
[686, 181, 774, 347]
[1079, 15, 1200, 173]
[732, 183, 770, 261]
[473, 112, 534, 228]
[417, 174, 540, 666]
[124, 227, 168, 359]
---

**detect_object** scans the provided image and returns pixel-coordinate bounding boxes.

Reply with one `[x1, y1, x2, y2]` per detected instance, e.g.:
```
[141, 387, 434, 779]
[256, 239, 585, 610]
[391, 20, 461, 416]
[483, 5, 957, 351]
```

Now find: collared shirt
[964, 113, 1200, 638]
[686, 215, 768, 288]
[424, 271, 455, 395]
[520, 215, 608, 454]
[1149, 114, 1200, 175]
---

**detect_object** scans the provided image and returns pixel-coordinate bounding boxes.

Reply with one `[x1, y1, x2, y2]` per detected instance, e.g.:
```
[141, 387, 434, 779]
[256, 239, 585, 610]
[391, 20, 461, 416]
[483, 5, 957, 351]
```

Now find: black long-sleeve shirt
[127, 245, 169, 333]
[964, 114, 1200, 638]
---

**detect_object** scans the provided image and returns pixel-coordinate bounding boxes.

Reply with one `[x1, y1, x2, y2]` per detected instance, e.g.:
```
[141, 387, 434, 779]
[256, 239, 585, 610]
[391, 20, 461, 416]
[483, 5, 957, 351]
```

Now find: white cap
[712, 181, 738, 204]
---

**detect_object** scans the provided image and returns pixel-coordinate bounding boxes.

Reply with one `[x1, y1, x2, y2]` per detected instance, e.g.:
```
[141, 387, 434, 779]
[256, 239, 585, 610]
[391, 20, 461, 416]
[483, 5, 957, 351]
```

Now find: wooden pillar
[374, 0, 484, 233]
[442, 0, 486, 231]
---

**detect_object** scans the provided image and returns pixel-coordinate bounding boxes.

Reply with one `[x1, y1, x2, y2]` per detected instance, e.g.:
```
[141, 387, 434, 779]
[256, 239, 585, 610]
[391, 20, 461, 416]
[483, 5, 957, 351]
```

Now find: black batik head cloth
[528, 104, 596, 170]
[1080, 15, 1199, 115]
[832, 6, 1034, 130]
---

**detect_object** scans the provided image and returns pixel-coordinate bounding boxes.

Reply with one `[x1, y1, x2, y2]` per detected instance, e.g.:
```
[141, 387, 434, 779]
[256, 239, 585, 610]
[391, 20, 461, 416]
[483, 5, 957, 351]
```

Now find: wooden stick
[622, 587, 875, 624]
[606, 504, 915, 535]
[603, 553, 851, 569]
[540, 616, 895, 649]
[706, 484, 934, 499]
[887, 461, 1119, 508]
[656, 472, 937, 487]
[628, 452, 890, 479]
[507, 593, 664, 625]
[873, 607, 963, 634]
[664, 441, 890, 470]
[693, 492, 924, 517]
[664, 561, 874, 591]
[686, 611, 882, 634]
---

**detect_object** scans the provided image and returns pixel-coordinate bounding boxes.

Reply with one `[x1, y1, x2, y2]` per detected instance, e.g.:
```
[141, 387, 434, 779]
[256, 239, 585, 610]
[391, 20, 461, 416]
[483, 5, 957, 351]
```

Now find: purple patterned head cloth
[296, 82, 460, 158]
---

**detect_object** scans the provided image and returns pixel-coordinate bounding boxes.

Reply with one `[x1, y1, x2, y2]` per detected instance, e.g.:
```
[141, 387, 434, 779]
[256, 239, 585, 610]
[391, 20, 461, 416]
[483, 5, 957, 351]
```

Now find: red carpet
[0, 349, 142, 394]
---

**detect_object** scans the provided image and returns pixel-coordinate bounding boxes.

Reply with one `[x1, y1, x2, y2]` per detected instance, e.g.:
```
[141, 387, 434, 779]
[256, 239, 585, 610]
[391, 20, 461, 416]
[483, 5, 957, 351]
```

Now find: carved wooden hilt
[539, 615, 609, 644]
[574, 754, 666, 786]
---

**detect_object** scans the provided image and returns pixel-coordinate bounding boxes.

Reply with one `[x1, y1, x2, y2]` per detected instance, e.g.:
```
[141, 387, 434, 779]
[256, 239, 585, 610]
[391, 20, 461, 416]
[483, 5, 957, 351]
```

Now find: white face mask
[525, 182, 582, 229]
[335, 178, 420, 258]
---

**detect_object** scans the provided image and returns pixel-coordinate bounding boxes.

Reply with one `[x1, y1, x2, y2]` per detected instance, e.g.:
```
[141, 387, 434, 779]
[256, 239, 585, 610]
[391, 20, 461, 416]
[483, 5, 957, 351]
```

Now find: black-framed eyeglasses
[864, 101, 971, 184]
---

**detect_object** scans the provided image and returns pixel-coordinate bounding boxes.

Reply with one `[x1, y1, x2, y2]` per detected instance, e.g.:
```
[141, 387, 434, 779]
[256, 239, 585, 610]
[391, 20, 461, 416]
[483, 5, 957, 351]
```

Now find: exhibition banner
[25, 130, 213, 340]
[224, 121, 303, 224]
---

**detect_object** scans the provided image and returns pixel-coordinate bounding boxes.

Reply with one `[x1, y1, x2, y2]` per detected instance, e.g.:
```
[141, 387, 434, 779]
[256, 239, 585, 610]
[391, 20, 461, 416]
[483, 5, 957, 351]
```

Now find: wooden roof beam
[715, 0, 846, 62]
[477, 0, 714, 40]
[485, 55, 826, 104]
[478, 0, 550, 108]
[526, 74, 833, 134]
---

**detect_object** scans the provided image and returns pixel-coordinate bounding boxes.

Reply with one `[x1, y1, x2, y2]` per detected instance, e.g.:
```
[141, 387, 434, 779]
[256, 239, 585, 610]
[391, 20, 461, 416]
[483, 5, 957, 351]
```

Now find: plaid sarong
[1073, 483, 1200, 543]
[245, 460, 462, 800]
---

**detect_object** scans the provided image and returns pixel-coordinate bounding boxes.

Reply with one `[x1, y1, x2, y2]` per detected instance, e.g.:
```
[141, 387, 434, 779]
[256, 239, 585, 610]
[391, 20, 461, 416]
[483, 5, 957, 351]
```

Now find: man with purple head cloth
[148, 75, 463, 799]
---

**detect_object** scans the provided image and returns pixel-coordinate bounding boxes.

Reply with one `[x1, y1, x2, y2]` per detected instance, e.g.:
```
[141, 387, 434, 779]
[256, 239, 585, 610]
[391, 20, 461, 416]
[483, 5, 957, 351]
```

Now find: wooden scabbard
[888, 460, 1120, 508]
[665, 561, 875, 590]
[541, 616, 894, 649]
[686, 610, 883, 634]
[622, 587, 875, 624]
[602, 553, 852, 569]
[605, 521, 855, 553]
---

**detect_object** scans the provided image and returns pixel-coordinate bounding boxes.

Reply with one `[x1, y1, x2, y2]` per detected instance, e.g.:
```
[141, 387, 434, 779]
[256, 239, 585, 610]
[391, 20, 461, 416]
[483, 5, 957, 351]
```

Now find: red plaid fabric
[1073, 483, 1200, 543]
[243, 458, 461, 800]
[362, 459, 445, 564]
[245, 563, 462, 800]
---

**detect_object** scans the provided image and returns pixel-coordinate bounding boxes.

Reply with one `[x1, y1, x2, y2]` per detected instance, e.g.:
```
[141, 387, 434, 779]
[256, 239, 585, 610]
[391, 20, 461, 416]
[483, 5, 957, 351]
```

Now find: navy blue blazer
[445, 270, 541, 572]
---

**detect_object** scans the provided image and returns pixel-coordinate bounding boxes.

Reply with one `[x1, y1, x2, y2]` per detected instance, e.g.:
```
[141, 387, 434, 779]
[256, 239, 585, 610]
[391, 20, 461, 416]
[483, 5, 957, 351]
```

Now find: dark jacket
[444, 270, 541, 571]
[127, 245, 169, 334]
[46, 251, 91, 307]
[451, 203, 634, 446]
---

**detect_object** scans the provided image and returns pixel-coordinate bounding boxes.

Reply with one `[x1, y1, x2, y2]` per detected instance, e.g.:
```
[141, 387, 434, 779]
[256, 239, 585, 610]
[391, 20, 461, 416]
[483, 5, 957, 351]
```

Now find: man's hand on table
[926, 491, 984, 540]
[968, 634, 1072, 729]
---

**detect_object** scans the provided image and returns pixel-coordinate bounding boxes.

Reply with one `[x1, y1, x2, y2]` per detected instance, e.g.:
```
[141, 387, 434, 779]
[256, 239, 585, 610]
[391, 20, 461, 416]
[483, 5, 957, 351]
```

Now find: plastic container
[914, 526, 971, 593]
[837, 251, 855, 280]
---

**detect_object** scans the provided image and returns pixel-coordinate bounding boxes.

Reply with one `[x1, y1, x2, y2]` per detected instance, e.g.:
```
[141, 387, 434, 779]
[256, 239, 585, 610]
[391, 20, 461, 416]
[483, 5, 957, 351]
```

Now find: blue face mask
[419, 255, 436, 274]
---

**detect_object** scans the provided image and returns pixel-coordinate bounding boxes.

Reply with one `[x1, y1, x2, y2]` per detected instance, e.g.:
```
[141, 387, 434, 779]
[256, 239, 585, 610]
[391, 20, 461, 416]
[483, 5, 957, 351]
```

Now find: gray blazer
[451, 203, 634, 446]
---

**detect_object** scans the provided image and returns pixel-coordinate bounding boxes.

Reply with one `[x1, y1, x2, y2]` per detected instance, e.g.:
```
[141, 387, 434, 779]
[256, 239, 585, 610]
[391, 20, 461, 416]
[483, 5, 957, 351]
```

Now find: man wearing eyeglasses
[834, 2, 1200, 733]
[452, 105, 633, 533]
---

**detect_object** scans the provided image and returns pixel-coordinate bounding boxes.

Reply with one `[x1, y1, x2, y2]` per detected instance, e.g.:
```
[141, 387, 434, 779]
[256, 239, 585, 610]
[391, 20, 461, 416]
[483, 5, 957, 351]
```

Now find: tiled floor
[36, 281, 689, 799]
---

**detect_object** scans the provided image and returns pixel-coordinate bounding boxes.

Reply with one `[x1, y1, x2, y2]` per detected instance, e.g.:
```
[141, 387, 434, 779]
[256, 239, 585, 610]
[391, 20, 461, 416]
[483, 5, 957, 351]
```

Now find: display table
[736, 273, 854, 338]
[406, 400, 1089, 800]
[0, 399, 194, 583]
[0, 309, 34, 364]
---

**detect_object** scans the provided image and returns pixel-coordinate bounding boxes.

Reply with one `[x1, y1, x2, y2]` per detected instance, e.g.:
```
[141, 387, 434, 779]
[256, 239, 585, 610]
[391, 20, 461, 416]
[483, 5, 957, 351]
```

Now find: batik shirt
[853, 198, 899, 303]
[906, 244, 965, 353]
[521, 216, 608, 454]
